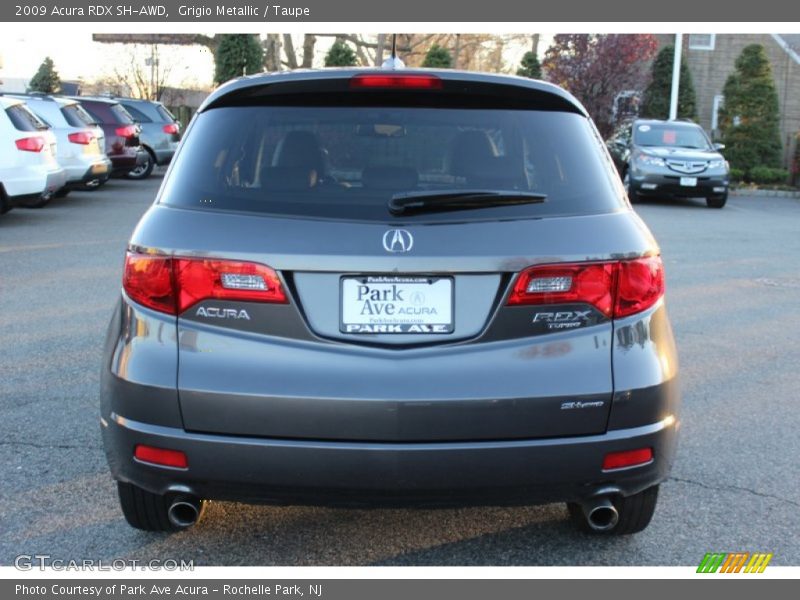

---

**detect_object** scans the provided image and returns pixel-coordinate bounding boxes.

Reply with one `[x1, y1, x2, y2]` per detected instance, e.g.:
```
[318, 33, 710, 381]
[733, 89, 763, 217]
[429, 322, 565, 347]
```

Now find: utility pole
[669, 33, 683, 120]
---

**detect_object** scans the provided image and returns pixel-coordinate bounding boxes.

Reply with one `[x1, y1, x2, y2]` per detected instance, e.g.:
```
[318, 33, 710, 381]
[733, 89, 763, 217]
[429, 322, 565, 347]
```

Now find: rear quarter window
[122, 104, 153, 123]
[5, 104, 48, 132]
[61, 104, 96, 127]
[83, 102, 135, 125]
[160, 104, 624, 223]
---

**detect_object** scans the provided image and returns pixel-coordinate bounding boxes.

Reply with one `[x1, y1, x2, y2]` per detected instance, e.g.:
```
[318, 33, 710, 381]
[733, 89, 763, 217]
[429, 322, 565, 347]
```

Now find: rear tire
[117, 482, 205, 532]
[706, 193, 727, 209]
[55, 188, 71, 198]
[568, 485, 660, 535]
[126, 150, 155, 180]
[0, 186, 9, 214]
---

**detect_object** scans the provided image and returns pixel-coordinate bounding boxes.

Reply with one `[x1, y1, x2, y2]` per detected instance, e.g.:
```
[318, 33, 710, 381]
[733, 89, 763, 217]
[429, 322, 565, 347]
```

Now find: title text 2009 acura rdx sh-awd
[101, 69, 679, 535]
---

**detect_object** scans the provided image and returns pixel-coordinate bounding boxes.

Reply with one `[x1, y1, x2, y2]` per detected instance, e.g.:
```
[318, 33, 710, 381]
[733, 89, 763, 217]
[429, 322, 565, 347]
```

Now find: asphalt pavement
[1, 175, 798, 566]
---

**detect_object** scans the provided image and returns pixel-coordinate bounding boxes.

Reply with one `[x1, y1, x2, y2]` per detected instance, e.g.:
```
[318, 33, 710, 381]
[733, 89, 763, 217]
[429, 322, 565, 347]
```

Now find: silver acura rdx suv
[101, 67, 679, 535]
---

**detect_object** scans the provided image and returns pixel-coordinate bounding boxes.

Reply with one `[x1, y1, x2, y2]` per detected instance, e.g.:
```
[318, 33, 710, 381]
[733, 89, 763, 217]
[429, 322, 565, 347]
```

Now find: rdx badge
[533, 310, 592, 330]
[196, 307, 251, 320]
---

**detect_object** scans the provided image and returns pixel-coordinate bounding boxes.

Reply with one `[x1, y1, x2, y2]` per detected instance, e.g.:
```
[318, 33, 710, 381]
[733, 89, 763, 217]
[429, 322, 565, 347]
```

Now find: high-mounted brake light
[134, 444, 188, 469]
[115, 125, 138, 138]
[507, 256, 664, 318]
[162, 123, 180, 135]
[350, 74, 443, 90]
[15, 136, 45, 152]
[68, 131, 94, 145]
[122, 253, 287, 315]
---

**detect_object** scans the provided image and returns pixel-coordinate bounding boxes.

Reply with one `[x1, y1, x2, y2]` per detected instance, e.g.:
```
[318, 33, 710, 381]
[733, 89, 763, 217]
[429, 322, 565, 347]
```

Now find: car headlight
[635, 154, 666, 167]
[708, 159, 729, 170]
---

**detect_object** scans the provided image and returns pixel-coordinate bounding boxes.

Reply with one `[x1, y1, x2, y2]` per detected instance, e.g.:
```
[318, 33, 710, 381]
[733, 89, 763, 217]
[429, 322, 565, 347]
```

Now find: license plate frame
[340, 275, 454, 334]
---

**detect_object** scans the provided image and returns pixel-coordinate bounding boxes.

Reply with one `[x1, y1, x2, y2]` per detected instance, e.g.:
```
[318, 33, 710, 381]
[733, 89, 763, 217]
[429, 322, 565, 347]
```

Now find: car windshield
[633, 123, 712, 149]
[159, 105, 623, 222]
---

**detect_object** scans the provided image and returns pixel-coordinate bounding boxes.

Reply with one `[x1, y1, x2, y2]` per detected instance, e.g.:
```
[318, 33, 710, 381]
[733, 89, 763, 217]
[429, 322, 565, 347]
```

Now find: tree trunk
[301, 34, 316, 68]
[453, 34, 461, 69]
[375, 34, 386, 65]
[264, 34, 282, 71]
[531, 34, 540, 55]
[283, 34, 298, 69]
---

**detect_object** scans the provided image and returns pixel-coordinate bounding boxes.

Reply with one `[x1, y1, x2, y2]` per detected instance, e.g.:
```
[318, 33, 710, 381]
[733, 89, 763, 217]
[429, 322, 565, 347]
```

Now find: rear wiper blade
[388, 190, 547, 216]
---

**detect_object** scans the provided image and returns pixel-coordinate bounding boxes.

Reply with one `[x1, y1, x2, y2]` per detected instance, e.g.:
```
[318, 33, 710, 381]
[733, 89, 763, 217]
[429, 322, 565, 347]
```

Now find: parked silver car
[8, 94, 112, 194]
[0, 95, 66, 211]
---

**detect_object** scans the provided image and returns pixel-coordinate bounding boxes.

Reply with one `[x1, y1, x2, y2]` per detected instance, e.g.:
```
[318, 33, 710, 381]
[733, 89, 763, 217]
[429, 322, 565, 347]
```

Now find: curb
[731, 188, 800, 199]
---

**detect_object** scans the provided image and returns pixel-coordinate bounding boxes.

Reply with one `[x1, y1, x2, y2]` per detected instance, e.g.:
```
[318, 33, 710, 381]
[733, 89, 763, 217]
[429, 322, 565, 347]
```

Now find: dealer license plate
[340, 276, 453, 334]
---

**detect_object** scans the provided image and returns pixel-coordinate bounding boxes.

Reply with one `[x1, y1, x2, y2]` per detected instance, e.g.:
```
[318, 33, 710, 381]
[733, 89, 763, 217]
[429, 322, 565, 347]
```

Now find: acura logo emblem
[382, 229, 414, 253]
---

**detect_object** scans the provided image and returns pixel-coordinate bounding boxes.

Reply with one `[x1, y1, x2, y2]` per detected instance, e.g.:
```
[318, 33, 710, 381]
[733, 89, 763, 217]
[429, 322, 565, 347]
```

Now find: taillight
[68, 131, 94, 145]
[602, 447, 653, 471]
[162, 123, 179, 134]
[122, 253, 287, 315]
[134, 445, 188, 469]
[15, 136, 45, 152]
[507, 256, 664, 318]
[173, 258, 286, 312]
[614, 256, 665, 318]
[116, 125, 138, 138]
[122, 254, 174, 314]
[350, 74, 443, 89]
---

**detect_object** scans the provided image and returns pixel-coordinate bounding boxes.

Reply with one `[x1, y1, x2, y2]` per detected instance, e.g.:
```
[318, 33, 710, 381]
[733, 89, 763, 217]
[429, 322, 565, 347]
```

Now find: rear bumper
[102, 411, 678, 507]
[65, 159, 113, 187]
[153, 144, 177, 166]
[3, 166, 66, 201]
[109, 149, 148, 175]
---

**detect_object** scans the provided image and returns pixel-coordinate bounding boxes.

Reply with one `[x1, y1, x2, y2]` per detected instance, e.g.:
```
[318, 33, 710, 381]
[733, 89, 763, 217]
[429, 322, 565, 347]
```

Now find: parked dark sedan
[102, 68, 679, 536]
[71, 97, 149, 178]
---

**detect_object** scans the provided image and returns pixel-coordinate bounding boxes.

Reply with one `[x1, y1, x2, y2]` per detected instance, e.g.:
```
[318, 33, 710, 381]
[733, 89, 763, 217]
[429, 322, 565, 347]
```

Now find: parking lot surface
[1, 175, 798, 565]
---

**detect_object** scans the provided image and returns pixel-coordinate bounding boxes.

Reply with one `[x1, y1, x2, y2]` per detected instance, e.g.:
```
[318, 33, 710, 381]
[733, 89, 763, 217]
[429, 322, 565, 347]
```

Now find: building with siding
[657, 34, 799, 169]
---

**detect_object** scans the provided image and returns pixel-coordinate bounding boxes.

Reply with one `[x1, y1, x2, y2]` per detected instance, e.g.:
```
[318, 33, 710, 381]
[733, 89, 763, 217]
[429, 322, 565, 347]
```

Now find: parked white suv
[0, 96, 66, 212]
[8, 94, 112, 194]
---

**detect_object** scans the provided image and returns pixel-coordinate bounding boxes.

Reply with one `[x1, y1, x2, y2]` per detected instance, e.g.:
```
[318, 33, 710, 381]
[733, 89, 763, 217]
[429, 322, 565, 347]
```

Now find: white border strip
[1, 22, 799, 34]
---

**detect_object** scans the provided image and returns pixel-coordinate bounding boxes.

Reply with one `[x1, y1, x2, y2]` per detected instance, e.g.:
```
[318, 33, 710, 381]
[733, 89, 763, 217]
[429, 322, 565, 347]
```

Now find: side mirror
[714, 142, 725, 151]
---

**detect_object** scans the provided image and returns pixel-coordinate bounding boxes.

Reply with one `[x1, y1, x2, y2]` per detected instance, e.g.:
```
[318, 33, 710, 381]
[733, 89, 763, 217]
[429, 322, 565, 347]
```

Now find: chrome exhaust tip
[582, 497, 620, 532]
[167, 496, 201, 529]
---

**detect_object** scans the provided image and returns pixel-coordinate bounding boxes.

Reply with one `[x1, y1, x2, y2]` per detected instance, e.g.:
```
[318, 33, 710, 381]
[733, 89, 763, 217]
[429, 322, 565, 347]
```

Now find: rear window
[82, 102, 135, 125]
[6, 104, 48, 132]
[61, 103, 96, 127]
[156, 105, 176, 123]
[122, 103, 153, 123]
[159, 105, 623, 222]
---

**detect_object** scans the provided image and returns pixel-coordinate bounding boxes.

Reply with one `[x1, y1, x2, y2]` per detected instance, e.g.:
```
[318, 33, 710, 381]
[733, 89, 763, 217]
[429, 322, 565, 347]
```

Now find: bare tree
[107, 44, 173, 100]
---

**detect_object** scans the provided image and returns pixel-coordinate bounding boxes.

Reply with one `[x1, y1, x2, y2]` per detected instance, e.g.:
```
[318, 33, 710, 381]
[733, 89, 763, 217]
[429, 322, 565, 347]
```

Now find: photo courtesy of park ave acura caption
[0, 0, 799, 596]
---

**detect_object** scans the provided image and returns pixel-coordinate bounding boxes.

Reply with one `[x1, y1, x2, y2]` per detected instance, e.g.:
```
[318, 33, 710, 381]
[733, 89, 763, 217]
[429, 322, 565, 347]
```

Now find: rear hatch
[60, 101, 107, 159]
[130, 72, 655, 443]
[81, 100, 141, 154]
